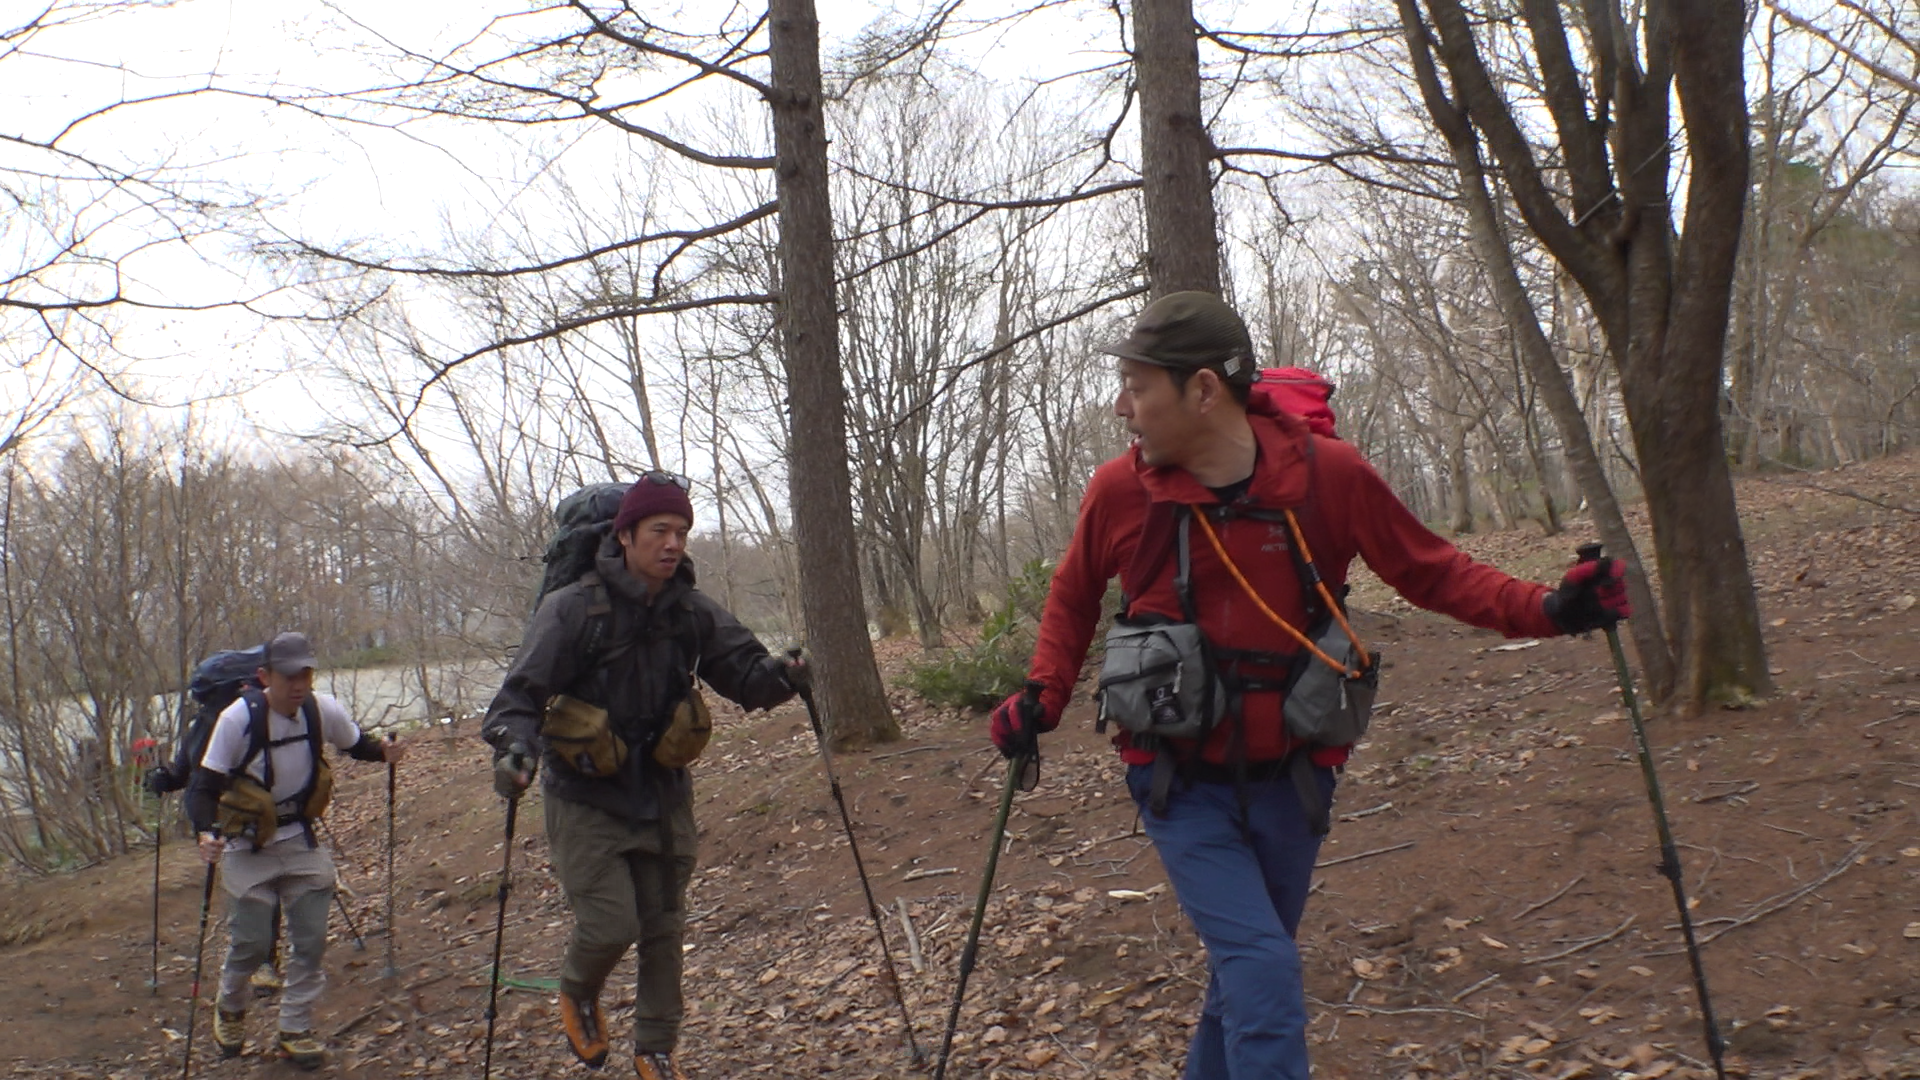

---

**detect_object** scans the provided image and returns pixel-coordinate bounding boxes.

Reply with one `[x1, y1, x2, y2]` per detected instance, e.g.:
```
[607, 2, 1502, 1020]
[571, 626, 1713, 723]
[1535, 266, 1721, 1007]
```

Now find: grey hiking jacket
[482, 537, 794, 823]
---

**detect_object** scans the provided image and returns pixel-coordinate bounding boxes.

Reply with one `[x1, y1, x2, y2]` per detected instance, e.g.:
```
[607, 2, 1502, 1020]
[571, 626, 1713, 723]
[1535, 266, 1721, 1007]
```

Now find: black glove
[493, 742, 536, 800]
[780, 646, 812, 694]
[1543, 557, 1632, 634]
[783, 657, 811, 693]
[144, 765, 181, 796]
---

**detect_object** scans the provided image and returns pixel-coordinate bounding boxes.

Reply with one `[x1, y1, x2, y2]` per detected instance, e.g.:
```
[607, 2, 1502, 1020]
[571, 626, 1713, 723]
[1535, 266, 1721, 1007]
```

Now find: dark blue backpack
[534, 483, 631, 613]
[145, 647, 266, 795]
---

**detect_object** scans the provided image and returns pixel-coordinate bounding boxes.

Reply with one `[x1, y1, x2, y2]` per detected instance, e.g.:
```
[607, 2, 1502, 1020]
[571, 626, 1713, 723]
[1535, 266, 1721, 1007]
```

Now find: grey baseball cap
[1099, 291, 1256, 385]
[264, 631, 318, 675]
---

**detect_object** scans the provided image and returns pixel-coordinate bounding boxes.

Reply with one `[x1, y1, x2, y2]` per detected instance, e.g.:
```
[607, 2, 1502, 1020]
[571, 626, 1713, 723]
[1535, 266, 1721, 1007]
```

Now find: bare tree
[1729, 7, 1919, 467]
[0, 1, 347, 439]
[1393, 0, 1769, 709]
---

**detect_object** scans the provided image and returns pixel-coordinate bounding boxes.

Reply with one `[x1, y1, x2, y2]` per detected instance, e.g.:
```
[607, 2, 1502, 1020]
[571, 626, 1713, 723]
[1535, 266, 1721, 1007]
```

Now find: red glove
[1544, 557, 1631, 634]
[988, 687, 1055, 759]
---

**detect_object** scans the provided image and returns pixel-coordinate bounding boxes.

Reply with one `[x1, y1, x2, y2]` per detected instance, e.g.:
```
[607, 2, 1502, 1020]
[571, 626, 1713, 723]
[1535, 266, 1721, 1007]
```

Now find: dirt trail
[2, 455, 1915, 1079]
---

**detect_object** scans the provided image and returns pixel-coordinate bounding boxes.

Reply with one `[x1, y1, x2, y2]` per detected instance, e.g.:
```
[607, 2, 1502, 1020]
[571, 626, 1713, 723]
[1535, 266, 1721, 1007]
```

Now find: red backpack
[1249, 367, 1337, 437]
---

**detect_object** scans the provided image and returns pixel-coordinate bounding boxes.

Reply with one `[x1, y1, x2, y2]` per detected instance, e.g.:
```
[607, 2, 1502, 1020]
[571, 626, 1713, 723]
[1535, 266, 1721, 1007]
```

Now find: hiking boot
[249, 963, 284, 997]
[275, 1030, 325, 1071]
[558, 992, 609, 1068]
[211, 1007, 245, 1058]
[633, 1051, 688, 1080]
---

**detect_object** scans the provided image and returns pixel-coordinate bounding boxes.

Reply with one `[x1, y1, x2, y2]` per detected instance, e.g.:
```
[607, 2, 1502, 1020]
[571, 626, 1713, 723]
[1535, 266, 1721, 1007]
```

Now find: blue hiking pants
[1126, 762, 1334, 1080]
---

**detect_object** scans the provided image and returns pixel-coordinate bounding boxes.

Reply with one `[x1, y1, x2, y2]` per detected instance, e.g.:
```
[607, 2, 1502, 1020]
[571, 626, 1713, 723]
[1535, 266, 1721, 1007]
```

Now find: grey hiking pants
[545, 795, 697, 1054]
[215, 835, 336, 1034]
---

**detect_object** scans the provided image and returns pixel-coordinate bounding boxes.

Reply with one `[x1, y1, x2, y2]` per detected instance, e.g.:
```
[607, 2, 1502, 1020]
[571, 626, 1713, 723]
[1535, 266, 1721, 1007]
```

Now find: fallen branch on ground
[1315, 841, 1415, 869]
[1656, 843, 1868, 951]
[1450, 973, 1500, 1003]
[895, 896, 924, 974]
[872, 744, 952, 760]
[1522, 914, 1635, 963]
[1513, 874, 1584, 920]
[1693, 781, 1759, 803]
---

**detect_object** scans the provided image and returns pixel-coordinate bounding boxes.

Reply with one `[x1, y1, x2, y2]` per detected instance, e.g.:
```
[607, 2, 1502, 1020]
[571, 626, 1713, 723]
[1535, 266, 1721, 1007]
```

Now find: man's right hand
[493, 742, 536, 800]
[197, 832, 224, 866]
[144, 765, 176, 796]
[988, 688, 1052, 759]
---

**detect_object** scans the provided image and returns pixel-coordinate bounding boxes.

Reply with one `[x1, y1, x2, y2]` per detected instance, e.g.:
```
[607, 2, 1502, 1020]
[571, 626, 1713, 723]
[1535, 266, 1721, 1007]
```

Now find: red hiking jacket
[1026, 406, 1559, 768]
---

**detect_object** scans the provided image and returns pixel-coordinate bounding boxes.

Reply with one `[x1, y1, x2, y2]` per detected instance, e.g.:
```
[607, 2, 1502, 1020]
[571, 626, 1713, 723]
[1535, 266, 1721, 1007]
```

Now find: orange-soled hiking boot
[559, 992, 609, 1068]
[633, 1051, 688, 1080]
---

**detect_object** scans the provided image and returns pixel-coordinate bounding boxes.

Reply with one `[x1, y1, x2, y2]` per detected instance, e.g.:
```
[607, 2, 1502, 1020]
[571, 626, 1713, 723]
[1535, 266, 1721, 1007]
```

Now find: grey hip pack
[1281, 615, 1379, 746]
[1096, 618, 1225, 739]
[1096, 503, 1380, 748]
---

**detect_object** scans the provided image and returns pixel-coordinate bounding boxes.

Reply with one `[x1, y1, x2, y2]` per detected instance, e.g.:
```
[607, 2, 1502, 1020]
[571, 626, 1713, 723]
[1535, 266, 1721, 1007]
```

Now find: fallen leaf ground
[2, 455, 1915, 1080]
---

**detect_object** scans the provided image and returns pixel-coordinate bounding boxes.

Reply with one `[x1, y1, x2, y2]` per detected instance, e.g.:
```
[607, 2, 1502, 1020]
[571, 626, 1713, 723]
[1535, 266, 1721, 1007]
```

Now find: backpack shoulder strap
[301, 696, 324, 765]
[576, 571, 615, 667]
[1284, 437, 1344, 620]
[237, 689, 328, 798]
[239, 688, 272, 790]
[676, 598, 703, 687]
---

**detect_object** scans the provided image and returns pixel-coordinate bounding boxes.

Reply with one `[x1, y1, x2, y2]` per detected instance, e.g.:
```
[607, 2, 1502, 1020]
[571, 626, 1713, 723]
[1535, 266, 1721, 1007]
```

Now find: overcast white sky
[3, 0, 1128, 428]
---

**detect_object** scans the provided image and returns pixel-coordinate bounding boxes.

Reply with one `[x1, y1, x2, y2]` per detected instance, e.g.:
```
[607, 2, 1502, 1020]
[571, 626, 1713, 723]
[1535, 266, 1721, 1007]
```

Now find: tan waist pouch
[216, 776, 279, 849]
[305, 758, 333, 822]
[542, 694, 629, 777]
[216, 762, 332, 849]
[652, 689, 712, 769]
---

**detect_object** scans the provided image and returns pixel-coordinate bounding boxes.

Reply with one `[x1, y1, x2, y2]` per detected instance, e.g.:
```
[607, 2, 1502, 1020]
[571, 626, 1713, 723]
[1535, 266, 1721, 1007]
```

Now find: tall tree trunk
[1133, 0, 1221, 296]
[1624, 0, 1769, 706]
[1406, 0, 1768, 711]
[1395, 2, 1678, 695]
[767, 0, 900, 746]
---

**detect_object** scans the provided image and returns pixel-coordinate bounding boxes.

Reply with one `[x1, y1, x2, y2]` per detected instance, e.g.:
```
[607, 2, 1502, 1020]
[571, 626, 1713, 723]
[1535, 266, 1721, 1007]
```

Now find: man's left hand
[381, 740, 407, 765]
[1544, 557, 1631, 634]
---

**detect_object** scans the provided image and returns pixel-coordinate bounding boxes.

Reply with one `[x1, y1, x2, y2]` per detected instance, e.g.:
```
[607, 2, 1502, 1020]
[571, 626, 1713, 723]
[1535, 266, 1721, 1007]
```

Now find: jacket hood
[1130, 409, 1315, 508]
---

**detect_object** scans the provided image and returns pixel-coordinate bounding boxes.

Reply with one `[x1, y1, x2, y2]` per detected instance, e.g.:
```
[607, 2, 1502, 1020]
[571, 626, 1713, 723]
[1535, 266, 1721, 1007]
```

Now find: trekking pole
[180, 840, 219, 1080]
[933, 680, 1043, 1080]
[383, 731, 399, 980]
[482, 797, 519, 1080]
[146, 765, 165, 993]
[1577, 543, 1727, 1080]
[314, 818, 368, 950]
[787, 648, 925, 1068]
[150, 814, 164, 992]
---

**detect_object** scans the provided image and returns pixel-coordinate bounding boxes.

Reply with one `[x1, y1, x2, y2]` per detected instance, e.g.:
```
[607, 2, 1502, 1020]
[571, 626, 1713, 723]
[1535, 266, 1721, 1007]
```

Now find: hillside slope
[2, 454, 1915, 1080]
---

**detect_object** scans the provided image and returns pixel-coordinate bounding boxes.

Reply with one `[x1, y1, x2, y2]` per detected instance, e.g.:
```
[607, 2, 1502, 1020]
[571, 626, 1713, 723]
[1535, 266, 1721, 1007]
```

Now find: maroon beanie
[612, 476, 694, 535]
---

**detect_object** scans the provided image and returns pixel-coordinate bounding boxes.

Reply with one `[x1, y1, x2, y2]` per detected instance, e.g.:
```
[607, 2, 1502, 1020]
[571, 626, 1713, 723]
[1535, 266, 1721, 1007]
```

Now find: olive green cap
[1100, 291, 1255, 384]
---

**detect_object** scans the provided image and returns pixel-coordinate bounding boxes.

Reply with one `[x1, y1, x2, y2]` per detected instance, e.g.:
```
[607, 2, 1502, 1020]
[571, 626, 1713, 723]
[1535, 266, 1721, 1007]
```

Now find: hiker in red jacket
[988, 291, 1629, 1080]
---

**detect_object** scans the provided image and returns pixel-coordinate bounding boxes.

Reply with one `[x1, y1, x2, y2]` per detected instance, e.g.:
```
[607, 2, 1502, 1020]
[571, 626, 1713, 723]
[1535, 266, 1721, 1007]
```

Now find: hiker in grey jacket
[482, 475, 803, 1080]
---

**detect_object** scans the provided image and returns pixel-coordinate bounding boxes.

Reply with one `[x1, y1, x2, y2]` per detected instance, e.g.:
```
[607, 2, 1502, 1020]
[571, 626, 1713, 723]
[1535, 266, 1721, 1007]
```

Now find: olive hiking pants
[545, 794, 697, 1054]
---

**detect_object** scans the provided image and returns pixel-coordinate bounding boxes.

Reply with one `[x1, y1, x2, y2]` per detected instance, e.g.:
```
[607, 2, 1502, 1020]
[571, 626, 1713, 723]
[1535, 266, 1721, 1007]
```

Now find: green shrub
[333, 643, 401, 670]
[904, 557, 1052, 713]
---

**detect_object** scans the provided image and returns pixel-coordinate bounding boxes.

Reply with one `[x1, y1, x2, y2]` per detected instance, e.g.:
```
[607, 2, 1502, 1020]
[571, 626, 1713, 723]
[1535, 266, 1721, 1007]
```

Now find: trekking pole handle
[1576, 542, 1604, 563]
[1019, 680, 1046, 732]
[1015, 680, 1045, 790]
